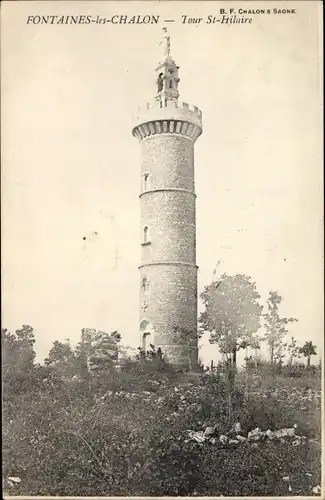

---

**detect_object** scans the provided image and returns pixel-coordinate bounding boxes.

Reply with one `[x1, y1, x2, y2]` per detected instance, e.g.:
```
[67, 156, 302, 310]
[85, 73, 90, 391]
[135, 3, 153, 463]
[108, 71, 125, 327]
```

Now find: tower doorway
[140, 319, 153, 350]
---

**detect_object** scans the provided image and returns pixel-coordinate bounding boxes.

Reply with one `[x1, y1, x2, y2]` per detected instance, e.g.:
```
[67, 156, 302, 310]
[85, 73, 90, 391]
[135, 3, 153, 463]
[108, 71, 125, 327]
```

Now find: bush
[281, 363, 307, 378]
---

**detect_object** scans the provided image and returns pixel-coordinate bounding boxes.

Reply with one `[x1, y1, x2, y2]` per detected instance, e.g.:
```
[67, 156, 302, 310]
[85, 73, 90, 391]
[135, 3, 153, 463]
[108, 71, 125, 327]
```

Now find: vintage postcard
[1, 0, 323, 498]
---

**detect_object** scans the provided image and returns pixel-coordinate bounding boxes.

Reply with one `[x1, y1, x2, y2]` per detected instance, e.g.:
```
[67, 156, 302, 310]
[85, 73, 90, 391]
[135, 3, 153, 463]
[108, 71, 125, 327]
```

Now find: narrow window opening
[143, 226, 148, 243]
[143, 172, 150, 191]
[141, 276, 149, 294]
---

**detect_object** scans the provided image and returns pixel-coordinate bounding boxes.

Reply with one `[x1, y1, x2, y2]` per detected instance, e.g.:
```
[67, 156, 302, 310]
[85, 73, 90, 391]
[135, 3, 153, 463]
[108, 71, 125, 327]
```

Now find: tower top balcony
[132, 100, 203, 135]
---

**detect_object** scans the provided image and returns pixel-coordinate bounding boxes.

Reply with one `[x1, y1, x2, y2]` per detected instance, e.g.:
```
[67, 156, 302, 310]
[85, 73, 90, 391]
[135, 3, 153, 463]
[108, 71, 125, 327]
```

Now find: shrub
[3, 354, 321, 496]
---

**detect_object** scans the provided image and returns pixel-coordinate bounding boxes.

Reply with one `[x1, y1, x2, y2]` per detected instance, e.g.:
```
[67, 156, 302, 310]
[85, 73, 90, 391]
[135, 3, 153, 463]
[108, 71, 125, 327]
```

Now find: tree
[44, 339, 77, 379]
[2, 325, 36, 392]
[287, 336, 301, 366]
[2, 325, 36, 367]
[242, 336, 261, 372]
[110, 330, 122, 345]
[273, 340, 287, 372]
[263, 291, 297, 364]
[299, 341, 317, 368]
[199, 274, 263, 370]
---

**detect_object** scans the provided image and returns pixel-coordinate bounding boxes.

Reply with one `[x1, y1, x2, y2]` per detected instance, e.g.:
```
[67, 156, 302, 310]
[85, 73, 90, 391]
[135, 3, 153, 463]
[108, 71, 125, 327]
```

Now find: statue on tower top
[159, 27, 171, 58]
[155, 26, 179, 102]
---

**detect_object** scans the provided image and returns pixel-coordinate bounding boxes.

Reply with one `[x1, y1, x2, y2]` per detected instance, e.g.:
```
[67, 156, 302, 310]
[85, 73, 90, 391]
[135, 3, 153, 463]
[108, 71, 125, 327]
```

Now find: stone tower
[132, 29, 203, 367]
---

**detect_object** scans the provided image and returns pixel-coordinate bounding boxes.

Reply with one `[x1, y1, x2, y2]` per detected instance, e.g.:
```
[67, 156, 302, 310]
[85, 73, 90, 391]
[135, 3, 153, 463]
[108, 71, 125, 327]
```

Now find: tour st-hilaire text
[26, 9, 296, 25]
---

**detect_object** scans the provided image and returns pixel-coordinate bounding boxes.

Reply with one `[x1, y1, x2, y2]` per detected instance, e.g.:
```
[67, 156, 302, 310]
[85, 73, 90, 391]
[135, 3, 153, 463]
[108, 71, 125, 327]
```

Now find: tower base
[158, 344, 198, 370]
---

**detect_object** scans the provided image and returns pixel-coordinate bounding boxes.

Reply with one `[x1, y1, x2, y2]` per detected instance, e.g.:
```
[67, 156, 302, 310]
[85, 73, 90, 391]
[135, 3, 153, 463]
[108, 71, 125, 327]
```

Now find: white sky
[2, 1, 323, 365]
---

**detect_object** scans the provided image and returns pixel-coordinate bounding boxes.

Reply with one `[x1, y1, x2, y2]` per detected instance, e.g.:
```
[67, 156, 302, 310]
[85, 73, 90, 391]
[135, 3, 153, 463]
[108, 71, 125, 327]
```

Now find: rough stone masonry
[132, 29, 203, 367]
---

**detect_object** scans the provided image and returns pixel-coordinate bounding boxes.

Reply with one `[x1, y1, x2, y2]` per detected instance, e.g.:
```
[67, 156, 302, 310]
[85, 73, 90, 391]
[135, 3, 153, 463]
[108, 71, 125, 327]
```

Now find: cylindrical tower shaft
[132, 43, 202, 367]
